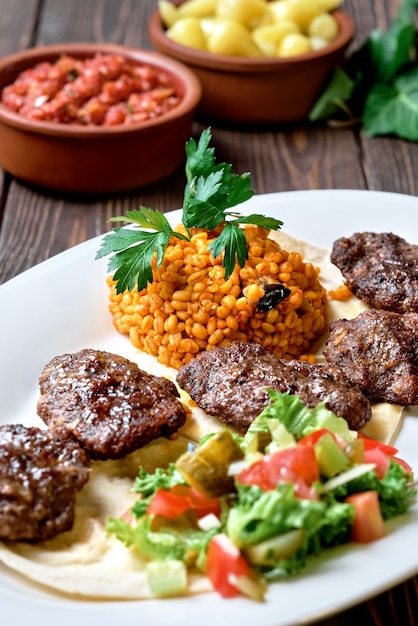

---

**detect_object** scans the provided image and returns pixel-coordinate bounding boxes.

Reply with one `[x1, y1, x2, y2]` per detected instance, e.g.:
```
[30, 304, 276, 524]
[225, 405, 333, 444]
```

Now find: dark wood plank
[37, 0, 155, 47]
[334, 0, 418, 197]
[209, 125, 367, 194]
[0, 0, 39, 196]
[0, 0, 39, 55]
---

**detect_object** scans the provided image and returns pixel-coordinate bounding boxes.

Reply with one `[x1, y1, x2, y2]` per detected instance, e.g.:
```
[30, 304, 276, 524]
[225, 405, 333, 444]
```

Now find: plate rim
[1, 188, 417, 626]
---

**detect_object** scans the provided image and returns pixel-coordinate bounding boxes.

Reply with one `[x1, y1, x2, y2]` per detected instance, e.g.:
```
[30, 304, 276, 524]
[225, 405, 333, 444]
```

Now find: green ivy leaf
[363, 65, 418, 140]
[309, 68, 355, 121]
[309, 0, 418, 139]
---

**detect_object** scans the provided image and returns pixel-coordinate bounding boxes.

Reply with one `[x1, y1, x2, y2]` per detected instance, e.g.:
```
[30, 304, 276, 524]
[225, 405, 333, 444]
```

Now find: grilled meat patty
[0, 424, 90, 542]
[37, 348, 187, 460]
[330, 232, 418, 313]
[324, 309, 418, 405]
[176, 341, 372, 432]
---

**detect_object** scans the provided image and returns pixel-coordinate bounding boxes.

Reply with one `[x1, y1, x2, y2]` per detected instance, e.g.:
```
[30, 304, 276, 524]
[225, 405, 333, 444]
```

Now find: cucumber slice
[315, 432, 349, 477]
[146, 559, 188, 597]
[243, 529, 304, 566]
[322, 463, 377, 492]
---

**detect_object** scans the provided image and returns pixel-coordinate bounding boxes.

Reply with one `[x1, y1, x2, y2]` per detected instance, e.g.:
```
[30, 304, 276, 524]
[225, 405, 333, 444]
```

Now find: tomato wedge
[345, 491, 385, 543]
[206, 534, 250, 598]
[147, 488, 192, 519]
[391, 455, 413, 475]
[364, 447, 390, 479]
[171, 484, 221, 518]
[357, 434, 398, 456]
[237, 445, 319, 498]
[147, 485, 220, 520]
[299, 428, 334, 447]
[357, 434, 412, 476]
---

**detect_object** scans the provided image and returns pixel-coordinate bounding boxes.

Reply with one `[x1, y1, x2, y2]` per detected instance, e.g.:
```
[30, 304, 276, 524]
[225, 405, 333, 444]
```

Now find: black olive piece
[256, 284, 291, 312]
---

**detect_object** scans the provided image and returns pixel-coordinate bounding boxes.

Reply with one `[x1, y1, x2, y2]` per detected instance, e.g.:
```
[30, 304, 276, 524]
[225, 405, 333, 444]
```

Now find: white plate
[1, 189, 418, 626]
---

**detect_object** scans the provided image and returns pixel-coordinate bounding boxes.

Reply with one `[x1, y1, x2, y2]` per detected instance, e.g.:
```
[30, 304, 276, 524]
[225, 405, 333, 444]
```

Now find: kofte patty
[330, 231, 418, 313]
[176, 341, 372, 432]
[324, 309, 418, 405]
[0, 424, 90, 542]
[37, 348, 187, 460]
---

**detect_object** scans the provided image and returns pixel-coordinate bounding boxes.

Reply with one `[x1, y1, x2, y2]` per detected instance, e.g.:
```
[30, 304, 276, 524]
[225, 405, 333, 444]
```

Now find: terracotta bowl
[149, 6, 354, 126]
[0, 43, 201, 193]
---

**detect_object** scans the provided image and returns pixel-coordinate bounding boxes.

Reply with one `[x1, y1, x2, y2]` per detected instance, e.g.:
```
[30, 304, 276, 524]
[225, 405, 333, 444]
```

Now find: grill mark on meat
[176, 342, 372, 432]
[330, 232, 418, 313]
[0, 424, 90, 542]
[37, 349, 187, 460]
[324, 309, 418, 405]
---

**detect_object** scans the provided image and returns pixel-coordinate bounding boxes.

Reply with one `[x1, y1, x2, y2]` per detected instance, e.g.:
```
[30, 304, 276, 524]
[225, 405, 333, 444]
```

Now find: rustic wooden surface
[0, 1, 417, 624]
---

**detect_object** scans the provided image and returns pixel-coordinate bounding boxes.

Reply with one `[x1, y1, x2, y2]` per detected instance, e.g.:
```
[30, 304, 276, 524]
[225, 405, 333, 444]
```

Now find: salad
[107, 392, 416, 601]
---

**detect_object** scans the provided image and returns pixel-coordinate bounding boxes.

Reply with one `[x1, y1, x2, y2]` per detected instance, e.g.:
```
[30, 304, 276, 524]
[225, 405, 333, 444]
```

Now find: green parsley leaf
[208, 213, 284, 278]
[236, 213, 284, 230]
[95, 207, 187, 293]
[112, 207, 173, 231]
[108, 232, 166, 293]
[182, 168, 227, 229]
[209, 222, 248, 278]
[184, 126, 215, 181]
[96, 128, 283, 292]
[182, 131, 254, 230]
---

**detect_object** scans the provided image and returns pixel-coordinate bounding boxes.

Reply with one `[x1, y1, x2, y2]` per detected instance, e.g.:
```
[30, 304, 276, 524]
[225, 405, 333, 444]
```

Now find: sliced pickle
[175, 430, 244, 497]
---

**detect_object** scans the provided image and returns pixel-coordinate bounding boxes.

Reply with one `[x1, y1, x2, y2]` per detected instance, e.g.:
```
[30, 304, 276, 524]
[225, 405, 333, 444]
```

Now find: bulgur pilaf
[107, 224, 328, 369]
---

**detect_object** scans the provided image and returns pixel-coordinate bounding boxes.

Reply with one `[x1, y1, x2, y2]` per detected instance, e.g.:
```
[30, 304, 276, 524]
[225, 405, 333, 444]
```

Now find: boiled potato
[268, 0, 323, 30]
[166, 16, 207, 50]
[200, 16, 226, 37]
[160, 0, 342, 58]
[308, 12, 339, 41]
[207, 19, 263, 56]
[252, 20, 300, 56]
[277, 32, 312, 56]
[178, 0, 217, 18]
[159, 0, 179, 28]
[215, 0, 267, 26]
[310, 36, 329, 50]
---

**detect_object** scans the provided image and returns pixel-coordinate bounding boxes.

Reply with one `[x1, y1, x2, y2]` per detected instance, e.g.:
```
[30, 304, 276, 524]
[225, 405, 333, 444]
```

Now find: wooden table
[0, 1, 417, 624]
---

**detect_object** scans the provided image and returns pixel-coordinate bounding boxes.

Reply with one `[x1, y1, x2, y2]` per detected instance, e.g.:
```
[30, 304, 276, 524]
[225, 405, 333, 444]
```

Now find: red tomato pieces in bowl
[1, 53, 181, 125]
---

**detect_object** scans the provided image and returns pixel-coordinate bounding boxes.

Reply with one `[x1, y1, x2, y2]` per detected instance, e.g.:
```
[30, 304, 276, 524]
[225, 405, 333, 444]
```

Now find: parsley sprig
[96, 128, 283, 293]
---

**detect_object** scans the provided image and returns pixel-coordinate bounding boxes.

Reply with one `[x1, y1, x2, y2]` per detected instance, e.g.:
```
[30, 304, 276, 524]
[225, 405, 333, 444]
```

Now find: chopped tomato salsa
[1, 53, 181, 125]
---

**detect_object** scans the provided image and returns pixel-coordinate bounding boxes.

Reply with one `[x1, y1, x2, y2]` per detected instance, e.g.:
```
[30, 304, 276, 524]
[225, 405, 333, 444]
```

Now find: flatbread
[269, 232, 405, 446]
[0, 230, 406, 598]
[0, 436, 212, 599]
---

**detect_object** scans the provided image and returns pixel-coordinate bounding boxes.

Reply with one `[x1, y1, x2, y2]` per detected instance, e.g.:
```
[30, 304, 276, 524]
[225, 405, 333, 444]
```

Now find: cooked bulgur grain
[107, 225, 328, 369]
[328, 284, 353, 301]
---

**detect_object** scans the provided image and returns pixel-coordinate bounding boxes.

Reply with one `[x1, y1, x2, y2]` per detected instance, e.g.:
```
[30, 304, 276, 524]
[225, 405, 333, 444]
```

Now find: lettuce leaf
[225, 483, 354, 575]
[130, 464, 187, 518]
[328, 460, 417, 520]
[242, 390, 353, 450]
[227, 483, 326, 548]
[106, 515, 215, 564]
